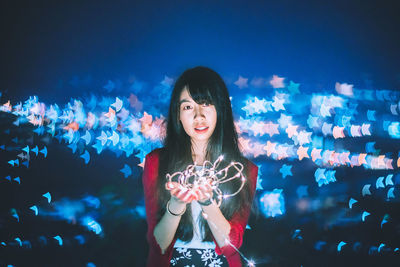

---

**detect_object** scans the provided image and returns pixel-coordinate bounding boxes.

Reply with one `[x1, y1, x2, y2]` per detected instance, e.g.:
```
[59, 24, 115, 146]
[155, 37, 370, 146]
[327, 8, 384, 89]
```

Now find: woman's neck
[191, 140, 207, 164]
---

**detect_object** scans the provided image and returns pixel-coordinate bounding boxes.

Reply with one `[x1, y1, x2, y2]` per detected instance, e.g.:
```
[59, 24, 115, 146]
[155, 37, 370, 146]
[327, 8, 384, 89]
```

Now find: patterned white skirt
[170, 247, 228, 267]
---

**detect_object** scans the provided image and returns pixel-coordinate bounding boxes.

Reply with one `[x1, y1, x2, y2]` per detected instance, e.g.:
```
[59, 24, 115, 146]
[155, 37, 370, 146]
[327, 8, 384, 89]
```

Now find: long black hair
[157, 66, 253, 242]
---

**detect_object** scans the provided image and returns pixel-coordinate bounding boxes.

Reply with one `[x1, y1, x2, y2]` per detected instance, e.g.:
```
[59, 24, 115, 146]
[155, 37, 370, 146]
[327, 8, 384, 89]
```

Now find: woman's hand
[166, 181, 197, 203]
[195, 180, 213, 203]
[165, 180, 213, 203]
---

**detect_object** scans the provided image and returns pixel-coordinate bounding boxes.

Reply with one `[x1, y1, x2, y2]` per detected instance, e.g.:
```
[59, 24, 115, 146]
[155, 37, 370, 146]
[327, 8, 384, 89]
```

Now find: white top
[174, 165, 216, 249]
[174, 200, 216, 249]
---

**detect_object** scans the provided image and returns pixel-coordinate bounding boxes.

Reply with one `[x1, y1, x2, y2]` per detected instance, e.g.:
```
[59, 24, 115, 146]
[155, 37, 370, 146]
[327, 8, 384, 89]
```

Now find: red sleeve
[142, 149, 163, 253]
[142, 149, 176, 257]
[214, 160, 258, 257]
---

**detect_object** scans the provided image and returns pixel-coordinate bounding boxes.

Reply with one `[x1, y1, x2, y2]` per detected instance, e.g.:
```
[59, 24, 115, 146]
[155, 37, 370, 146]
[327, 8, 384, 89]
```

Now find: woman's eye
[182, 105, 192, 110]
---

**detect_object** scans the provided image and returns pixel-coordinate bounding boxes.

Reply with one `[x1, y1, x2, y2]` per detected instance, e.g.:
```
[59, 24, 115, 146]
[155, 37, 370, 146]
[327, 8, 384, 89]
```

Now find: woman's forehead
[179, 87, 191, 101]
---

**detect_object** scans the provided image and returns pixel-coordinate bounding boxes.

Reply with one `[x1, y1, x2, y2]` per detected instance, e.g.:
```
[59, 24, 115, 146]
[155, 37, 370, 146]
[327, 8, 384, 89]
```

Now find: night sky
[1, 0, 399, 100]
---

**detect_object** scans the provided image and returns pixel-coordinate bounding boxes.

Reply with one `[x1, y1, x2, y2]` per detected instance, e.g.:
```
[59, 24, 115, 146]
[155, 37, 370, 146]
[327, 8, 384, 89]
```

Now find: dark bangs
[176, 66, 229, 107]
[185, 81, 216, 106]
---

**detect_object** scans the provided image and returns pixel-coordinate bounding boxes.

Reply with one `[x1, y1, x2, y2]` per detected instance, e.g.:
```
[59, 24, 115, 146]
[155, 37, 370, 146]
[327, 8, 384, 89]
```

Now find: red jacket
[142, 148, 258, 267]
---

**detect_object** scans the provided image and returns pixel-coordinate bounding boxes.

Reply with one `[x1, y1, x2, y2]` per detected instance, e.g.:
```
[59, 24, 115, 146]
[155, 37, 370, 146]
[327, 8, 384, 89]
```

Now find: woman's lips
[194, 126, 209, 133]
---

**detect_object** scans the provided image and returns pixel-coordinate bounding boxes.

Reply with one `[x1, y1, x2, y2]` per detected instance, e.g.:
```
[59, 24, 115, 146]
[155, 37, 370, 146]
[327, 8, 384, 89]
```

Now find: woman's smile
[194, 126, 209, 133]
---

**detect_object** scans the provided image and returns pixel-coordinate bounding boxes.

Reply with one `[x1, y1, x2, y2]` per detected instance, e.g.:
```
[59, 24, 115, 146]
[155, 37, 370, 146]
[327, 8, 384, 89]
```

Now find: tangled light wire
[166, 155, 246, 206]
[165, 155, 256, 266]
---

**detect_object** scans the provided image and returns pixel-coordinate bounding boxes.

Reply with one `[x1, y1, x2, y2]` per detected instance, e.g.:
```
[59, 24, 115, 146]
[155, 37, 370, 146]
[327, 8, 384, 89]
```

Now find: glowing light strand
[166, 155, 246, 207]
[201, 210, 255, 266]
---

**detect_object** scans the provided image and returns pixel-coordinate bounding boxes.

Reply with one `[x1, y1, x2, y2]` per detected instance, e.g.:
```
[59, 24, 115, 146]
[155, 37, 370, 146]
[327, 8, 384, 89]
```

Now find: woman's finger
[170, 187, 180, 196]
[195, 188, 205, 200]
[179, 189, 196, 203]
[166, 181, 181, 191]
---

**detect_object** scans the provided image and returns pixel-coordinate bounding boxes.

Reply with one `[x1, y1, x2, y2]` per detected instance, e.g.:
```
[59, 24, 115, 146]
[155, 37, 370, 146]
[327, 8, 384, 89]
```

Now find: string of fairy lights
[165, 156, 246, 206]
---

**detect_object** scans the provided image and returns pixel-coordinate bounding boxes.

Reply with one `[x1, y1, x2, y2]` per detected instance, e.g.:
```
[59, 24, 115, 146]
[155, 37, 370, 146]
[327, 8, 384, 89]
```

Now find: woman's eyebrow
[179, 99, 191, 105]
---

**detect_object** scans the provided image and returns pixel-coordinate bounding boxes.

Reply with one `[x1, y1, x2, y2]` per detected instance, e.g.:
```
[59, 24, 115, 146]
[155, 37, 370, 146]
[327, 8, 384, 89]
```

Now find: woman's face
[179, 88, 217, 146]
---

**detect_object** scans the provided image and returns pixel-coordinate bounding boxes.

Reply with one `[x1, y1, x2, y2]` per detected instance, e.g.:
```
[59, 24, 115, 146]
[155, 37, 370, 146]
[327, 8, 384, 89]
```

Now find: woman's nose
[193, 106, 205, 119]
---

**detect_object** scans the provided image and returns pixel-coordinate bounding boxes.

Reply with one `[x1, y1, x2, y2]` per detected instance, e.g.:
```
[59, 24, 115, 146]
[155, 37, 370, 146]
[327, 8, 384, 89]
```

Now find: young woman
[142, 66, 258, 267]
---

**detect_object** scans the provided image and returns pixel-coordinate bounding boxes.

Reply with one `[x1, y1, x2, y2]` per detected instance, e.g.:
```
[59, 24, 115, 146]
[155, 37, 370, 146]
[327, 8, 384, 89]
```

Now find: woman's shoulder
[142, 148, 164, 178]
[241, 156, 257, 171]
[145, 147, 165, 160]
[242, 157, 258, 181]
